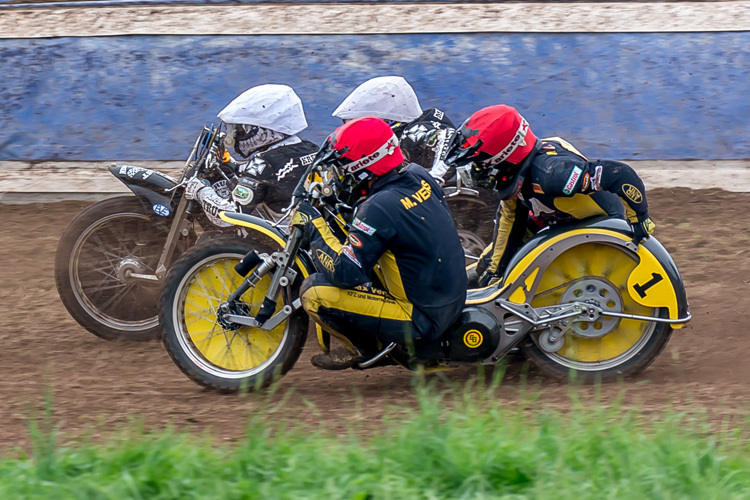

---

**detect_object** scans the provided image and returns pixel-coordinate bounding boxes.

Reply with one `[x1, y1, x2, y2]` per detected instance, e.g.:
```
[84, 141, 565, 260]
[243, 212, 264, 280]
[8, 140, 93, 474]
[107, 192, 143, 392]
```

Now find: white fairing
[218, 84, 308, 135]
[332, 76, 423, 123]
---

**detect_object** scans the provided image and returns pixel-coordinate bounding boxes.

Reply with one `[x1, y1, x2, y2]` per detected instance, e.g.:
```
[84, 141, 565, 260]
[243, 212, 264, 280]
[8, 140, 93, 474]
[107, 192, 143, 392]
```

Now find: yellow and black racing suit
[300, 164, 467, 352]
[478, 137, 651, 280]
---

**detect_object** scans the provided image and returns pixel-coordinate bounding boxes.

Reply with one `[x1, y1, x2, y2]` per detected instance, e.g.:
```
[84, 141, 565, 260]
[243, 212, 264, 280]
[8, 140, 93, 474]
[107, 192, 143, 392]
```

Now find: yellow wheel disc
[181, 256, 285, 373]
[531, 243, 655, 365]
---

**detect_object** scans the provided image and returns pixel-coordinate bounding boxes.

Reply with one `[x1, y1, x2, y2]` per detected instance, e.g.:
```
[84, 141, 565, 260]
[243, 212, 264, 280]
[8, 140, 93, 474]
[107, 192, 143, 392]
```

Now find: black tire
[445, 195, 495, 243]
[518, 242, 674, 382]
[521, 311, 673, 383]
[160, 236, 307, 392]
[54, 195, 177, 341]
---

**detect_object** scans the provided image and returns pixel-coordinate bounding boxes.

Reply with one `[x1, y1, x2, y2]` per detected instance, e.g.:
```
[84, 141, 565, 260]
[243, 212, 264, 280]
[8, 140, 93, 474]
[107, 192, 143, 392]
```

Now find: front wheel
[520, 242, 673, 382]
[160, 236, 306, 392]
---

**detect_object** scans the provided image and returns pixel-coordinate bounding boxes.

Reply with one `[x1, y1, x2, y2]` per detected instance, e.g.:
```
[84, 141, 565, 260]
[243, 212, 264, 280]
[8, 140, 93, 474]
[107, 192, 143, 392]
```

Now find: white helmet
[217, 84, 307, 136]
[332, 76, 423, 123]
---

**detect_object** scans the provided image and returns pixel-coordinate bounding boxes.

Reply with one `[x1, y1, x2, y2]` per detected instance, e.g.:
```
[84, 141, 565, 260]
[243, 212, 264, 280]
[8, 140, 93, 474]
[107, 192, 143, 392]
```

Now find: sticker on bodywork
[152, 204, 170, 217]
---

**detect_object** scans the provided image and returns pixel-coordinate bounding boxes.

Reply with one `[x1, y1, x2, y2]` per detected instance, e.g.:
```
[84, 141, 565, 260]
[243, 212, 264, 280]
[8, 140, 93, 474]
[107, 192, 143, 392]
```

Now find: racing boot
[310, 345, 364, 370]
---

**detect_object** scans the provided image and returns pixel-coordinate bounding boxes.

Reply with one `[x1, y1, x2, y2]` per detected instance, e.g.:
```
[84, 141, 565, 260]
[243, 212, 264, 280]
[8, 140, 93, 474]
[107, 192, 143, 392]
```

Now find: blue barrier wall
[1, 32, 748, 161]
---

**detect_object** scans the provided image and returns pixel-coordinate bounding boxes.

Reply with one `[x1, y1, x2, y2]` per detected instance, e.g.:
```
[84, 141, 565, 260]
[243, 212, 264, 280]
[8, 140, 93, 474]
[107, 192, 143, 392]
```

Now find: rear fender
[109, 164, 178, 218]
[497, 217, 689, 324]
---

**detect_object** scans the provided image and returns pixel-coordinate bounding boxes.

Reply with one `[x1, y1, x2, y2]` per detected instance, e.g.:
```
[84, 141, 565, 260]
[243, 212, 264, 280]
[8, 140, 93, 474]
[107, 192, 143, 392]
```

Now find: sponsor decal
[433, 109, 445, 120]
[346, 289, 397, 304]
[243, 157, 267, 177]
[400, 179, 433, 210]
[562, 166, 583, 195]
[299, 153, 316, 166]
[406, 124, 429, 143]
[212, 179, 230, 199]
[232, 185, 253, 205]
[341, 245, 362, 268]
[315, 249, 335, 273]
[346, 134, 399, 173]
[152, 204, 170, 217]
[352, 218, 377, 235]
[541, 144, 556, 150]
[582, 173, 590, 191]
[463, 329, 483, 348]
[488, 118, 529, 165]
[529, 198, 556, 217]
[532, 183, 544, 194]
[276, 158, 299, 181]
[592, 165, 603, 191]
[623, 184, 643, 204]
[119, 165, 153, 179]
[348, 234, 363, 247]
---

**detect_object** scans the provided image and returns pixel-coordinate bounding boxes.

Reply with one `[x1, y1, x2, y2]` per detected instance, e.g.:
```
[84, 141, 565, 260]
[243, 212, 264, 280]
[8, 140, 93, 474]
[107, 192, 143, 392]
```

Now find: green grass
[2, 380, 750, 500]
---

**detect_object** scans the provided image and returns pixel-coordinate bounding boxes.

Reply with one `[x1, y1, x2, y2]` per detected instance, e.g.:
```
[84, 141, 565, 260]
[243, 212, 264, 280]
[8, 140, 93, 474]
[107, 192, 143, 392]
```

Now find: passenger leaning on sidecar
[183, 84, 319, 226]
[444, 105, 657, 286]
[332, 75, 456, 183]
[294, 117, 468, 370]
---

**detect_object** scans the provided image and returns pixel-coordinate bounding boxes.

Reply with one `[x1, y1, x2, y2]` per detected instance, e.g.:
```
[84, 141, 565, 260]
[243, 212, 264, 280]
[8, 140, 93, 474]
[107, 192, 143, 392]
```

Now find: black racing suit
[479, 137, 650, 278]
[300, 164, 467, 351]
[232, 139, 319, 212]
[193, 138, 319, 227]
[224, 113, 453, 219]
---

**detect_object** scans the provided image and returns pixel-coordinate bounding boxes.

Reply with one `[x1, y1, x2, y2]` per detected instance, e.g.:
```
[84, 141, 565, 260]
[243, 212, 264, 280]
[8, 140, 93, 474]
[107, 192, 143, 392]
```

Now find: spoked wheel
[54, 196, 185, 341]
[160, 236, 306, 392]
[521, 242, 672, 382]
[457, 229, 486, 267]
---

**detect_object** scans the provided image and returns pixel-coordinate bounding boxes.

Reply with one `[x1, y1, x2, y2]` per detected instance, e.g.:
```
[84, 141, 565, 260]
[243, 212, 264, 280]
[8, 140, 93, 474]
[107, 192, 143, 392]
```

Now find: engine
[439, 307, 502, 362]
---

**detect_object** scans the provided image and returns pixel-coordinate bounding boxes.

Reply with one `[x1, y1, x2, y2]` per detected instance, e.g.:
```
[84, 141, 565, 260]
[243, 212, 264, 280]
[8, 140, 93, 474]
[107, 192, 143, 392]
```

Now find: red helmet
[331, 116, 405, 175]
[318, 116, 406, 205]
[445, 105, 538, 198]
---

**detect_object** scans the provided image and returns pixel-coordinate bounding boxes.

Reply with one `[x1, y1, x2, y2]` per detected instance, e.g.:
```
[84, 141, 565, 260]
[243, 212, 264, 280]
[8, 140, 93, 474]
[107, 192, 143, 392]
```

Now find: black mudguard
[220, 211, 318, 278]
[109, 164, 178, 218]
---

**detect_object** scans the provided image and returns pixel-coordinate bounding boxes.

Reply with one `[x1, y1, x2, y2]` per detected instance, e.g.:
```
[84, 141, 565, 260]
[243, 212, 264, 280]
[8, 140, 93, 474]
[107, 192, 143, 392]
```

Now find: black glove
[291, 201, 322, 228]
[477, 270, 499, 288]
[632, 214, 656, 244]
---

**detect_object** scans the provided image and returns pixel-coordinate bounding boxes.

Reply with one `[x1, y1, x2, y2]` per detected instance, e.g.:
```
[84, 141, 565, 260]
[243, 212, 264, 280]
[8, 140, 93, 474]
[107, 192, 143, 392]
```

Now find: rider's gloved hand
[428, 160, 449, 185]
[291, 201, 322, 228]
[184, 177, 211, 200]
[477, 270, 499, 288]
[632, 213, 656, 244]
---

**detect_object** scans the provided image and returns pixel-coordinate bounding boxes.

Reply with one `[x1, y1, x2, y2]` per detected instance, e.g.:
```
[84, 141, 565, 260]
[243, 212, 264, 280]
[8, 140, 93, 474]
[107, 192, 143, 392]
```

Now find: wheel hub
[561, 278, 623, 338]
[115, 257, 148, 283]
[216, 301, 250, 330]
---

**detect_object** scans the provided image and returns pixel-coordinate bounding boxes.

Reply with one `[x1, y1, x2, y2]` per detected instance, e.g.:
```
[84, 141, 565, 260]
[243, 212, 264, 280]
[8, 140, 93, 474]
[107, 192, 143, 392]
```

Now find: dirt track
[1, 188, 749, 451]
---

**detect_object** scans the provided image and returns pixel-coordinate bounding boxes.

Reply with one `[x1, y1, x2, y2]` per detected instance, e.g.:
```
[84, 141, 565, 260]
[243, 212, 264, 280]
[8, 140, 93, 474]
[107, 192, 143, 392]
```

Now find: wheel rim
[173, 253, 288, 378]
[531, 243, 656, 371]
[457, 229, 486, 265]
[70, 211, 163, 331]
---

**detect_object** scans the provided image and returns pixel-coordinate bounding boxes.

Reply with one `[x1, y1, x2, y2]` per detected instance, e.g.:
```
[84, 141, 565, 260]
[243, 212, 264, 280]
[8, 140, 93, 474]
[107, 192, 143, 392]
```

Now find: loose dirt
[1, 188, 748, 451]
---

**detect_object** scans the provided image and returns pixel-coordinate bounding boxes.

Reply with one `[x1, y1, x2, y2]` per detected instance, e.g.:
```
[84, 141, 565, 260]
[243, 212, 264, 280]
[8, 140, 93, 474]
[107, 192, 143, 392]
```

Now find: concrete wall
[1, 3, 748, 162]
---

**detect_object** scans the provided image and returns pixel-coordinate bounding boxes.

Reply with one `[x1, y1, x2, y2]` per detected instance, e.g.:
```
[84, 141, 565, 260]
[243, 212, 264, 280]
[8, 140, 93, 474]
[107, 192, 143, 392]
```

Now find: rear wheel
[54, 196, 184, 341]
[520, 242, 672, 382]
[160, 236, 306, 392]
[457, 229, 486, 266]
